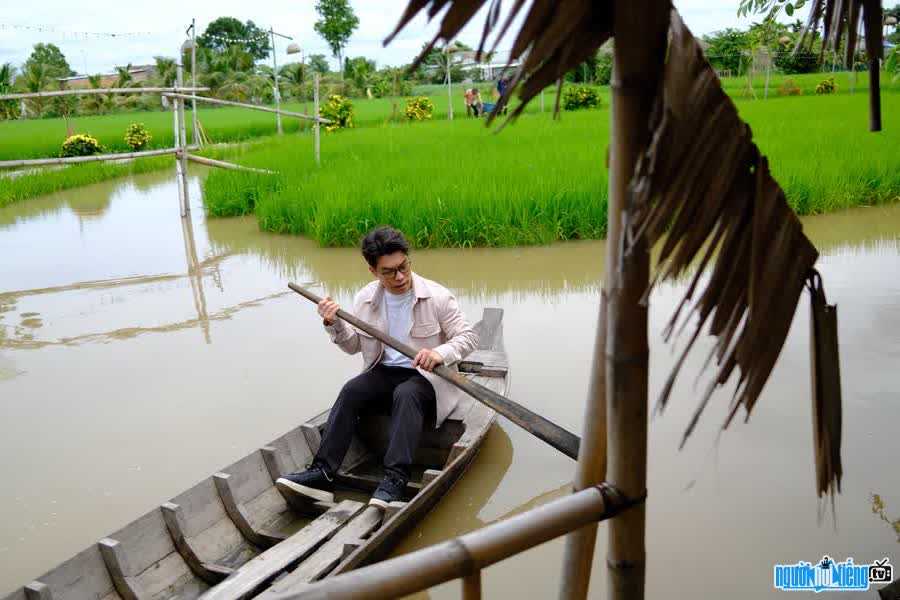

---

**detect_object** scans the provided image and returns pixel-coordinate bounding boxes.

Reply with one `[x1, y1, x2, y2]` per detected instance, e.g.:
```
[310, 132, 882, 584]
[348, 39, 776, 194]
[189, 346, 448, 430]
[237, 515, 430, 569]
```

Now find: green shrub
[319, 95, 354, 131]
[405, 96, 434, 122]
[816, 76, 838, 95]
[60, 134, 104, 158]
[124, 122, 153, 151]
[776, 79, 803, 97]
[562, 86, 602, 111]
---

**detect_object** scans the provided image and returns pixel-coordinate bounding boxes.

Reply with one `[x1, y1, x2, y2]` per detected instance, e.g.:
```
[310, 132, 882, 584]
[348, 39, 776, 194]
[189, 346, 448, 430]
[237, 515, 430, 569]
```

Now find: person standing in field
[277, 226, 478, 507]
[464, 87, 483, 117]
[496, 76, 511, 115]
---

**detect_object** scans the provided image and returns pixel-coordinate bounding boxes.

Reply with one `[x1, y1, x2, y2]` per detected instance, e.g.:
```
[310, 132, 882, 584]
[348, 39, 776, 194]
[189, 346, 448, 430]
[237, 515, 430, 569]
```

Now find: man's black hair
[360, 226, 410, 267]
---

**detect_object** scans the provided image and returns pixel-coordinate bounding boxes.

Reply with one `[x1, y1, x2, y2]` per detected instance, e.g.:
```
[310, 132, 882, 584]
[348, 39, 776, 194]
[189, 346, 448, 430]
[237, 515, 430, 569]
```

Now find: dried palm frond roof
[384, 1, 855, 500]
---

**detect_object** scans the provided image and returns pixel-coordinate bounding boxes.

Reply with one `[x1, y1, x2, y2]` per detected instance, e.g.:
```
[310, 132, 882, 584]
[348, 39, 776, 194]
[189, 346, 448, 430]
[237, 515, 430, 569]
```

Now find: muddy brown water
[0, 170, 898, 599]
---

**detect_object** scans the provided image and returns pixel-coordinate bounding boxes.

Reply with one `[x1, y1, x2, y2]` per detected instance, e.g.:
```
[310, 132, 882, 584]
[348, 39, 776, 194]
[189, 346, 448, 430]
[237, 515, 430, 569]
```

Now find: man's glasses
[379, 260, 412, 279]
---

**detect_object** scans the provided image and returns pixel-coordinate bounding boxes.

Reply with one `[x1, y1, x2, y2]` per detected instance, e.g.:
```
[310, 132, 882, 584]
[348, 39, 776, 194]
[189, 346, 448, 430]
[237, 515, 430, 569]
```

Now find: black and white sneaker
[369, 473, 407, 508]
[276, 463, 335, 503]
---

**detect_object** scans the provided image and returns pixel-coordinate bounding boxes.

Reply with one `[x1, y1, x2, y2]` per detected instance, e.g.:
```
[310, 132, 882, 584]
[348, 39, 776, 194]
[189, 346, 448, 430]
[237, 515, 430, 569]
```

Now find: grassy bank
[204, 91, 900, 248]
[0, 143, 255, 208]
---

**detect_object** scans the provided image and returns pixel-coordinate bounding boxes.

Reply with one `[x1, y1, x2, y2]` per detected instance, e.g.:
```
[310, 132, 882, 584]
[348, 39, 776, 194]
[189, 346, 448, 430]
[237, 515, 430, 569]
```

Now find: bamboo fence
[0, 146, 199, 169]
[268, 484, 639, 600]
[0, 87, 209, 101]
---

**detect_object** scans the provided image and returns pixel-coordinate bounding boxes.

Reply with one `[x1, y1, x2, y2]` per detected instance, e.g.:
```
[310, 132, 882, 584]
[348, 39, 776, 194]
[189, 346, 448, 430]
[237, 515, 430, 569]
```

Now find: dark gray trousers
[314, 364, 436, 481]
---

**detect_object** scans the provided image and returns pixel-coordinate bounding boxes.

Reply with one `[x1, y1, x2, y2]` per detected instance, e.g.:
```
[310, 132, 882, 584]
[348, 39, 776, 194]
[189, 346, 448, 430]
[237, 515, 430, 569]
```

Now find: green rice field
[1, 70, 885, 161]
[202, 90, 900, 248]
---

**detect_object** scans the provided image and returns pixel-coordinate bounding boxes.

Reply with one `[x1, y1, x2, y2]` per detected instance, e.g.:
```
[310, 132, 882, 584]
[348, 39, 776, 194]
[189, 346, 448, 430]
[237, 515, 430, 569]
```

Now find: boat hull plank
[259, 427, 313, 485]
[198, 500, 365, 600]
[99, 506, 209, 600]
[214, 451, 310, 547]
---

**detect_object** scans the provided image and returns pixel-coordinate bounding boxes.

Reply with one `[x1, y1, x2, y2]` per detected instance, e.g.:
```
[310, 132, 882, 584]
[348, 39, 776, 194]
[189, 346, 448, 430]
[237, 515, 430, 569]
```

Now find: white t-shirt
[381, 288, 415, 368]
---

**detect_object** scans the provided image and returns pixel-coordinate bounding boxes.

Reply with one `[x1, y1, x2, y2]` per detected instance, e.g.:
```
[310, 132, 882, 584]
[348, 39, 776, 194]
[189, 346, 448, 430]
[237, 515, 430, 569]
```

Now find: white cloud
[0, 0, 809, 74]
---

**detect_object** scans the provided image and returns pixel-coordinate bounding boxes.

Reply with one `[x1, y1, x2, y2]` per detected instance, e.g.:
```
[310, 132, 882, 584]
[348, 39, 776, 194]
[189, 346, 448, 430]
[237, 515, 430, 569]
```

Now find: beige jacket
[324, 273, 478, 427]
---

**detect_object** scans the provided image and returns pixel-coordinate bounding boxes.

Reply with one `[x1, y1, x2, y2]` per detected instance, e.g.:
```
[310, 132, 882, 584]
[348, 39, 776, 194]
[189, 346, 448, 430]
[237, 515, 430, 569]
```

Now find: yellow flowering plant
[319, 95, 354, 132]
[405, 96, 434, 121]
[124, 123, 153, 151]
[562, 86, 602, 111]
[60, 134, 104, 158]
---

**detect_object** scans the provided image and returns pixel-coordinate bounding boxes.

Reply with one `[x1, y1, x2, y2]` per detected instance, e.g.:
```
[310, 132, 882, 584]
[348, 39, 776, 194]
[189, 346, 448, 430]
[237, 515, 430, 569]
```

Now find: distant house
[57, 65, 157, 89]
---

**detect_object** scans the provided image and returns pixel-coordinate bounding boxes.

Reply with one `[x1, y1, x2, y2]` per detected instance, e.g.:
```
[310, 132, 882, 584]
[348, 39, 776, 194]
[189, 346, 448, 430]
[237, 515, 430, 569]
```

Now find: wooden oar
[288, 282, 581, 460]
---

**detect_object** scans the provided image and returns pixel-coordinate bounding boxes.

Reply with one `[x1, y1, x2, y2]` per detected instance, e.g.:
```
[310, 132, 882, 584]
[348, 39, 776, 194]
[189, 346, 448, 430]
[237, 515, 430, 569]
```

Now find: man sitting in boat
[278, 226, 478, 508]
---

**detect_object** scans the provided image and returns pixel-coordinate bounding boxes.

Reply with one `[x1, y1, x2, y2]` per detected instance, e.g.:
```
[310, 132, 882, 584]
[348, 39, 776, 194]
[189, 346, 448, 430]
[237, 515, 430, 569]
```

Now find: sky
[0, 1, 810, 76]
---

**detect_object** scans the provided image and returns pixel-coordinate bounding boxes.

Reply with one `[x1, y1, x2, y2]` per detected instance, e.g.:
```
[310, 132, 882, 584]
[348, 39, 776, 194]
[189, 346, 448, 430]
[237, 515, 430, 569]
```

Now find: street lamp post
[270, 27, 294, 135]
[286, 43, 306, 134]
[446, 41, 453, 121]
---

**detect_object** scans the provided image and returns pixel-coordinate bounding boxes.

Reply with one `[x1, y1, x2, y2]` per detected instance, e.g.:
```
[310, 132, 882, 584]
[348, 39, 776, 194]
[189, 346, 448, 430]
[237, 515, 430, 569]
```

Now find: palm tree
[0, 62, 18, 119]
[80, 74, 107, 114]
[115, 63, 134, 88]
[153, 56, 177, 87]
[21, 62, 51, 118]
[279, 63, 306, 100]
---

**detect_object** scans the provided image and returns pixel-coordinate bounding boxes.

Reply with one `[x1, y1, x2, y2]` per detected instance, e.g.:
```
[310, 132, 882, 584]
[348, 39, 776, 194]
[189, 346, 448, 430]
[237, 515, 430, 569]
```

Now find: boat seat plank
[473, 307, 504, 351]
[162, 477, 261, 584]
[256, 506, 383, 596]
[198, 500, 364, 600]
[26, 545, 121, 600]
[462, 350, 508, 369]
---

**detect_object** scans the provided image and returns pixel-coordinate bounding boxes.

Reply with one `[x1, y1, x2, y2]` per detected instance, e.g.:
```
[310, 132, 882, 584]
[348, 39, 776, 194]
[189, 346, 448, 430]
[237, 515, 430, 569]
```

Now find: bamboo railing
[0, 87, 209, 101]
[0, 146, 200, 169]
[267, 483, 643, 600]
[160, 92, 331, 124]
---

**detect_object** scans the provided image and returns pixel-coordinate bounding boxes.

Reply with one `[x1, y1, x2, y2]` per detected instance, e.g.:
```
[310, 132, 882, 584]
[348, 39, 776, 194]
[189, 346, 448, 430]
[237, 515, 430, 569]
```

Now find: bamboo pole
[172, 103, 186, 218]
[182, 152, 275, 174]
[0, 146, 199, 169]
[0, 87, 208, 101]
[314, 73, 320, 167]
[269, 484, 637, 600]
[558, 291, 608, 599]
[160, 92, 328, 123]
[604, 2, 669, 599]
[191, 19, 199, 146]
[446, 41, 454, 121]
[176, 63, 190, 213]
[271, 28, 283, 136]
[462, 572, 482, 600]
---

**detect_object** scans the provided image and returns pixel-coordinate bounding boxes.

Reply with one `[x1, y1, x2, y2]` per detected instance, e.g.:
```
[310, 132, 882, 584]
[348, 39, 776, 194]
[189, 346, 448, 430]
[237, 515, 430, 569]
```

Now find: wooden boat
[2, 308, 507, 600]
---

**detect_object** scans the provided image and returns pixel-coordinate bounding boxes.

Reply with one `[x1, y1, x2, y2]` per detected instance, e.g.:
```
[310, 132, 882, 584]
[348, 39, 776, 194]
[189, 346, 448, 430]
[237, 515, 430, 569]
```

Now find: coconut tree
[20, 62, 51, 118]
[0, 62, 18, 120]
[115, 63, 134, 88]
[153, 56, 177, 87]
[279, 62, 306, 100]
[80, 74, 108, 114]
